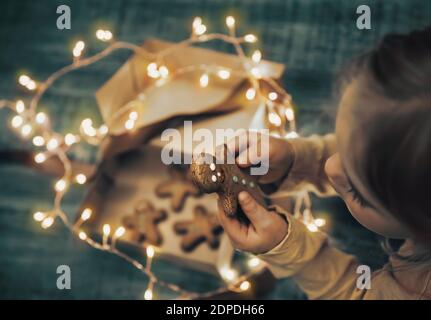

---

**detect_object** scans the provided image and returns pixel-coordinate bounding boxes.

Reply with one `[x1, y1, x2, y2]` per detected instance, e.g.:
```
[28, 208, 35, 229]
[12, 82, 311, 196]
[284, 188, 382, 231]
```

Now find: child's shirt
[258, 134, 431, 299]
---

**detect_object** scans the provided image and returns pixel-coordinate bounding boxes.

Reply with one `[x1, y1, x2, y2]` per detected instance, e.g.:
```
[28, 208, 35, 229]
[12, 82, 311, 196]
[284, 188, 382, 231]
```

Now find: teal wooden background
[0, 0, 430, 299]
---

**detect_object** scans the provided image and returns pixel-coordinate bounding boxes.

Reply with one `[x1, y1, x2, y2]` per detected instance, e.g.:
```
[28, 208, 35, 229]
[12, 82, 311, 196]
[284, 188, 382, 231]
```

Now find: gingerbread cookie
[155, 165, 201, 212]
[189, 144, 268, 224]
[123, 199, 167, 245]
[174, 205, 223, 252]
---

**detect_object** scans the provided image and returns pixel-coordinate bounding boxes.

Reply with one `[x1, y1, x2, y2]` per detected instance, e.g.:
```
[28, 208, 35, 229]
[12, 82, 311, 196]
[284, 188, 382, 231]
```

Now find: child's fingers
[226, 129, 249, 155]
[236, 143, 266, 168]
[238, 191, 267, 229]
[233, 131, 262, 168]
[217, 200, 247, 245]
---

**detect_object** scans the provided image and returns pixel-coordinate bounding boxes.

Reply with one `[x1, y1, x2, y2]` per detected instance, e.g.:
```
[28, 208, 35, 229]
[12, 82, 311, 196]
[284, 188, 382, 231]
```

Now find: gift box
[77, 39, 285, 278]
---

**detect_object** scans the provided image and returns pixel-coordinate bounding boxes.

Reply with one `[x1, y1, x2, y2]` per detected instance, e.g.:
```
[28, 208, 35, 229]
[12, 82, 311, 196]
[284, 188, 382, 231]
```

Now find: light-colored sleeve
[276, 134, 338, 197]
[258, 207, 421, 300]
[259, 206, 365, 300]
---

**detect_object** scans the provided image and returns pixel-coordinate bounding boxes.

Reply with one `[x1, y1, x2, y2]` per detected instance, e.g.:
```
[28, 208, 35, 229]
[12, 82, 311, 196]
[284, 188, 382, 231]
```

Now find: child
[218, 27, 431, 299]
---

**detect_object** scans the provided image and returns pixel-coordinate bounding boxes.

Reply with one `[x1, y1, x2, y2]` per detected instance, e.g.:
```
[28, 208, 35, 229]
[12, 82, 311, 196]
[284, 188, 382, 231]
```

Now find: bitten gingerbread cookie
[155, 165, 201, 212]
[189, 144, 268, 224]
[123, 199, 167, 246]
[174, 205, 223, 252]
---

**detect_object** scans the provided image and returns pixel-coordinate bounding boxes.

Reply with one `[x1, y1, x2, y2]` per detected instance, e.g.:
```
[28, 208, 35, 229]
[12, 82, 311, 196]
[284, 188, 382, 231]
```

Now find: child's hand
[225, 130, 295, 184]
[218, 191, 288, 254]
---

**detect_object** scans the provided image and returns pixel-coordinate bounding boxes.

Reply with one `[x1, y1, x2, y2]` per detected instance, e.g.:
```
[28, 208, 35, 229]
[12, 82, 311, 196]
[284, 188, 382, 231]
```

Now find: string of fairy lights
[0, 16, 325, 299]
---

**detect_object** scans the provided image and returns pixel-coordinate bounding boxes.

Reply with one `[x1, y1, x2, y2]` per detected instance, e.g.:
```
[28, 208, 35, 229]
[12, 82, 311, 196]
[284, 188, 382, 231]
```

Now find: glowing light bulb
[81, 208, 92, 221]
[199, 73, 209, 87]
[65, 133, 77, 146]
[268, 112, 282, 127]
[75, 40, 85, 51]
[251, 50, 262, 63]
[146, 245, 155, 258]
[147, 69, 160, 78]
[35, 112, 47, 124]
[103, 224, 111, 236]
[41, 216, 54, 229]
[114, 226, 126, 238]
[129, 111, 138, 121]
[33, 211, 46, 222]
[217, 69, 231, 80]
[32, 136, 45, 147]
[85, 126, 97, 137]
[285, 131, 299, 139]
[192, 17, 206, 35]
[245, 88, 256, 100]
[195, 24, 207, 36]
[46, 138, 59, 151]
[15, 100, 25, 113]
[104, 30, 113, 41]
[34, 152, 46, 164]
[244, 34, 257, 43]
[226, 16, 235, 28]
[250, 67, 261, 78]
[73, 48, 81, 58]
[124, 119, 135, 131]
[239, 280, 251, 291]
[220, 267, 237, 281]
[102, 223, 111, 247]
[96, 29, 105, 39]
[192, 17, 202, 29]
[99, 124, 108, 135]
[314, 218, 326, 227]
[247, 257, 261, 268]
[11, 115, 23, 128]
[81, 118, 97, 137]
[73, 40, 85, 57]
[81, 118, 93, 128]
[285, 108, 295, 121]
[96, 29, 113, 41]
[147, 62, 160, 78]
[26, 80, 37, 90]
[147, 62, 157, 72]
[19, 75, 30, 86]
[18, 75, 36, 90]
[75, 173, 87, 185]
[79, 231, 87, 240]
[20, 124, 32, 137]
[159, 65, 169, 78]
[268, 92, 278, 101]
[144, 288, 153, 300]
[307, 223, 318, 232]
[55, 179, 68, 192]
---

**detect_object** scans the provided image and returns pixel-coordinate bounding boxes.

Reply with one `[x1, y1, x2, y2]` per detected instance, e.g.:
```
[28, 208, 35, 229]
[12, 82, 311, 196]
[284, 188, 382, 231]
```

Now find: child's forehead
[336, 77, 391, 144]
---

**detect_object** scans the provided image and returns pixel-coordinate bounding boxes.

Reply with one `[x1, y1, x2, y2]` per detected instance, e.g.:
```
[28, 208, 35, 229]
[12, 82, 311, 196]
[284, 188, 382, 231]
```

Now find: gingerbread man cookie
[174, 205, 223, 252]
[122, 199, 167, 245]
[155, 165, 201, 212]
[189, 144, 268, 224]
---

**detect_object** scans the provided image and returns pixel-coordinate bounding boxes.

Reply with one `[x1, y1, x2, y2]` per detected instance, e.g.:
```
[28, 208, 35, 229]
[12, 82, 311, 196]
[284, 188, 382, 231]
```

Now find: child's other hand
[225, 130, 295, 184]
[218, 191, 288, 254]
